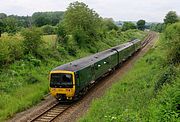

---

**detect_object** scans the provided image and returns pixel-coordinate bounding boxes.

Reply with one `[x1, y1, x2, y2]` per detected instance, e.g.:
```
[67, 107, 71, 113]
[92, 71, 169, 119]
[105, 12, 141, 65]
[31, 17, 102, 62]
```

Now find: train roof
[52, 39, 140, 72]
[131, 39, 141, 43]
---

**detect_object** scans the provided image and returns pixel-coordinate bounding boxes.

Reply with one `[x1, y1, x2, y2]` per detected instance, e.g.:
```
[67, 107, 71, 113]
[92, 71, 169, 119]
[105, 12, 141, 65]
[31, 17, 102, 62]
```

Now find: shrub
[0, 35, 23, 65]
[122, 22, 136, 31]
[21, 27, 43, 56]
[154, 66, 176, 94]
[23, 54, 41, 67]
[66, 35, 78, 56]
[0, 39, 10, 65]
[41, 25, 55, 35]
[163, 22, 180, 65]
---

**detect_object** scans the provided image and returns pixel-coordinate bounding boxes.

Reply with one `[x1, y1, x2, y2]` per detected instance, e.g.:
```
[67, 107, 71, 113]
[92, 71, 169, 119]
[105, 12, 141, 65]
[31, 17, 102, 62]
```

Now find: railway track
[142, 32, 156, 47]
[30, 102, 71, 122]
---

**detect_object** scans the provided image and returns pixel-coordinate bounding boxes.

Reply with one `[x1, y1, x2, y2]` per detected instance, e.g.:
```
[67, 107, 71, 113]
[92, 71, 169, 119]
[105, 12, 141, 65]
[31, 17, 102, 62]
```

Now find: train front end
[49, 70, 75, 101]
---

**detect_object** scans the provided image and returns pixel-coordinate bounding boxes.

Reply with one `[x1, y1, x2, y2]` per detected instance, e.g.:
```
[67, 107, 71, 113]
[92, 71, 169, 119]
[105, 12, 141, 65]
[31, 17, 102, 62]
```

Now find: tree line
[0, 1, 179, 67]
[0, 11, 64, 36]
[150, 11, 179, 32]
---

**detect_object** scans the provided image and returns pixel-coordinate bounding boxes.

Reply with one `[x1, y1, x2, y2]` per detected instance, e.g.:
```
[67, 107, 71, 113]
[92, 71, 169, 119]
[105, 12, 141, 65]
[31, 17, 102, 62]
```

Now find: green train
[49, 39, 141, 101]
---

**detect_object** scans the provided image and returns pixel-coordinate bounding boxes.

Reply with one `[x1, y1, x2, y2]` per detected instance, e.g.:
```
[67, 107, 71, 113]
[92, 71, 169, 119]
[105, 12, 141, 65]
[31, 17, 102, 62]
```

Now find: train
[49, 39, 141, 101]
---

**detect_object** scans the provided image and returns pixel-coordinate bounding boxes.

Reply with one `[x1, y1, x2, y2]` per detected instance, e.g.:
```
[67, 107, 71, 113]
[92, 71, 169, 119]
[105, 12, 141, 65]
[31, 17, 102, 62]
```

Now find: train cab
[49, 70, 75, 100]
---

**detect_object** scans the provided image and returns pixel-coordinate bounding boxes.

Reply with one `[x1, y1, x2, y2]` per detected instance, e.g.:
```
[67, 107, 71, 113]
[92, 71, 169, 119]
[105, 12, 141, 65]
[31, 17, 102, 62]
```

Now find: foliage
[0, 20, 4, 37]
[164, 11, 179, 25]
[2, 17, 19, 34]
[0, 39, 10, 65]
[122, 22, 136, 31]
[150, 23, 165, 33]
[32, 11, 64, 27]
[154, 66, 176, 93]
[103, 19, 119, 31]
[41, 25, 55, 35]
[163, 22, 180, 65]
[7, 15, 31, 28]
[137, 19, 146, 30]
[0, 34, 23, 66]
[21, 27, 43, 56]
[0, 13, 7, 19]
[56, 23, 67, 42]
[0, 14, 31, 35]
[63, 1, 102, 47]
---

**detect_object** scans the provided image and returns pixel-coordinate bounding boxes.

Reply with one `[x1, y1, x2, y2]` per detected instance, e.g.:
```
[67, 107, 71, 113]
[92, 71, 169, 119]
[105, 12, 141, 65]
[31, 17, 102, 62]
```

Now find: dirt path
[7, 33, 158, 122]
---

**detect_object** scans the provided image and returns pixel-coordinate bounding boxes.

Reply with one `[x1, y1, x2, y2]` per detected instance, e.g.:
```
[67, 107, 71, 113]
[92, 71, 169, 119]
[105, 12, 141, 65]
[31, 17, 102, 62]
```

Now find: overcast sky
[0, 0, 179, 22]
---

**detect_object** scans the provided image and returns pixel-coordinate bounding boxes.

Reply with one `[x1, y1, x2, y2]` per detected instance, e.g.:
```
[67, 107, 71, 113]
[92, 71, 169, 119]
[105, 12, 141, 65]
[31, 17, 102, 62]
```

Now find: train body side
[49, 39, 141, 101]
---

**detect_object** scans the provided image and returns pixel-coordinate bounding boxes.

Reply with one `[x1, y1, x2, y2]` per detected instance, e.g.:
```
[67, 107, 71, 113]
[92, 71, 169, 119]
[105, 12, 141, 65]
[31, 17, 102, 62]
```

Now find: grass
[0, 30, 146, 121]
[79, 35, 180, 122]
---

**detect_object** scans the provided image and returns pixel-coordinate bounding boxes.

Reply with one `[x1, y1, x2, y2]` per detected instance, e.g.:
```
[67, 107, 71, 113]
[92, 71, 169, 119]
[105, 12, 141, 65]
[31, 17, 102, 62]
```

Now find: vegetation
[41, 25, 56, 35]
[163, 22, 180, 65]
[0, 11, 64, 35]
[62, 2, 102, 48]
[79, 23, 180, 122]
[0, 20, 4, 37]
[32, 11, 64, 27]
[137, 19, 146, 30]
[164, 11, 179, 25]
[150, 11, 179, 32]
[0, 2, 146, 121]
[21, 27, 43, 56]
[122, 22, 136, 31]
[150, 23, 165, 33]
[103, 19, 119, 31]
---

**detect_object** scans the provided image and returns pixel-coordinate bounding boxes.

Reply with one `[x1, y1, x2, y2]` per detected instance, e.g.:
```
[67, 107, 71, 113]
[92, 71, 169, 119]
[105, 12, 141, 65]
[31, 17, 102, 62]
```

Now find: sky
[0, 0, 179, 22]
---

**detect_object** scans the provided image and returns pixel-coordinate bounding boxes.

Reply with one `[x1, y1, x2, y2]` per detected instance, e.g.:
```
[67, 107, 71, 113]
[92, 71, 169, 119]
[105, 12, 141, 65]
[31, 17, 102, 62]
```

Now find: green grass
[79, 35, 180, 122]
[0, 30, 146, 121]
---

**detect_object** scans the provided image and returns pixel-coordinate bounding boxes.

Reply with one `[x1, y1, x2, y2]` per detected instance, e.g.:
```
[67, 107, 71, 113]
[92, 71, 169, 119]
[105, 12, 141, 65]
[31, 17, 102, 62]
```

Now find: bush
[154, 66, 176, 94]
[23, 54, 41, 67]
[26, 73, 42, 84]
[66, 35, 78, 56]
[0, 39, 10, 65]
[41, 25, 55, 35]
[21, 27, 43, 56]
[163, 22, 180, 65]
[0, 35, 23, 65]
[72, 28, 89, 47]
[122, 22, 136, 31]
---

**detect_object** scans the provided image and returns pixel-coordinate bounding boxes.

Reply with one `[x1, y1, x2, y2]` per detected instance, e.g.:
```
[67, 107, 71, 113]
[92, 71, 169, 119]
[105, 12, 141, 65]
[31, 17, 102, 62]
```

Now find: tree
[21, 27, 43, 55]
[3, 17, 18, 34]
[32, 11, 64, 27]
[122, 22, 136, 31]
[63, 1, 102, 46]
[41, 25, 55, 35]
[56, 23, 67, 43]
[150, 23, 165, 32]
[137, 20, 146, 30]
[0, 20, 4, 37]
[103, 19, 119, 31]
[164, 11, 179, 25]
[163, 22, 180, 65]
[32, 13, 50, 27]
[0, 13, 7, 19]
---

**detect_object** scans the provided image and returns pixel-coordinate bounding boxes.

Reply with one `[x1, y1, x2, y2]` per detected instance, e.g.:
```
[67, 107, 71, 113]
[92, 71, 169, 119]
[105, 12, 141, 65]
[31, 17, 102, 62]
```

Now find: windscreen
[50, 73, 73, 88]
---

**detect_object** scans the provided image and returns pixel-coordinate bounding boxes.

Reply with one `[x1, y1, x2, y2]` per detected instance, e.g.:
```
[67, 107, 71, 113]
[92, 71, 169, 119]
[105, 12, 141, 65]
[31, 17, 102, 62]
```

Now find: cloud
[0, 0, 179, 22]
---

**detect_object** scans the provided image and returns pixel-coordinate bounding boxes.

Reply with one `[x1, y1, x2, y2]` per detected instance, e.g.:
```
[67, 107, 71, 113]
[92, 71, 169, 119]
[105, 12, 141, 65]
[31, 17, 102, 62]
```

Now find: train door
[91, 64, 95, 81]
